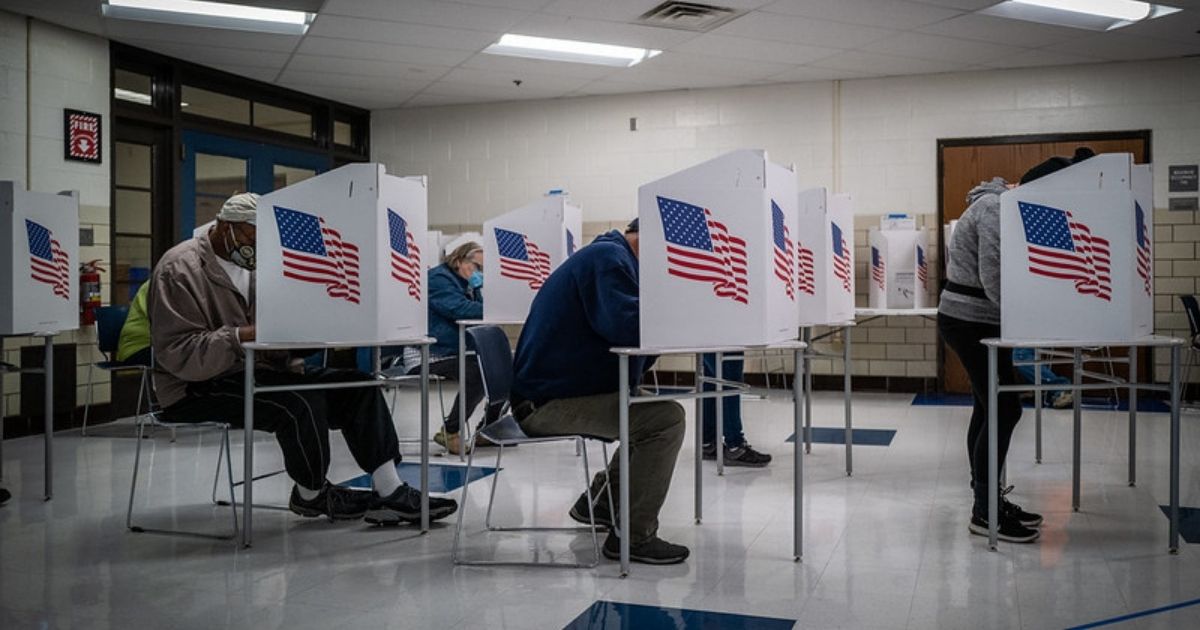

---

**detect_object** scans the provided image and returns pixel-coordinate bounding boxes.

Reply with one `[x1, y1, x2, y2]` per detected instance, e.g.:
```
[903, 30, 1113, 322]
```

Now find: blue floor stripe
[1066, 596, 1200, 629]
[911, 392, 1170, 413]
[785, 427, 896, 446]
[1157, 505, 1200, 544]
[338, 461, 496, 493]
[563, 601, 795, 630]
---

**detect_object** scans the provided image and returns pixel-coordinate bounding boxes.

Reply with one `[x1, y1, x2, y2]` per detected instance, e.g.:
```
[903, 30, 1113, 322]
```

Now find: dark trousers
[700, 353, 746, 447]
[160, 368, 401, 491]
[937, 313, 1023, 513]
[416, 356, 499, 433]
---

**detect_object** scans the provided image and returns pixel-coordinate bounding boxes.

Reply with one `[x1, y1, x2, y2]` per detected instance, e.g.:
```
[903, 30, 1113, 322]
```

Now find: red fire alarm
[64, 109, 102, 164]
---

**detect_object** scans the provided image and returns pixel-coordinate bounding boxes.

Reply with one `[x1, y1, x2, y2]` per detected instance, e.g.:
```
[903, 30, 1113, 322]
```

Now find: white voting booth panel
[1, 182, 79, 335]
[638, 149, 800, 348]
[943, 220, 958, 269]
[482, 195, 582, 321]
[867, 228, 928, 309]
[796, 187, 856, 325]
[426, 230, 443, 268]
[257, 163, 428, 344]
[1000, 153, 1152, 341]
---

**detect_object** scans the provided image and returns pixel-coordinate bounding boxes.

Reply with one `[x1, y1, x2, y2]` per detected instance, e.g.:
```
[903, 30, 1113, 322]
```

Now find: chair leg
[224, 426, 239, 536]
[126, 415, 146, 530]
[212, 429, 225, 505]
[580, 438, 601, 565]
[600, 442, 617, 539]
[452, 432, 481, 564]
[82, 362, 95, 436]
[484, 444, 504, 530]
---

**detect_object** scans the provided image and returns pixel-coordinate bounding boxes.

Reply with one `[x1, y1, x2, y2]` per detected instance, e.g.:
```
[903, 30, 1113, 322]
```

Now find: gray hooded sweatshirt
[938, 177, 1009, 325]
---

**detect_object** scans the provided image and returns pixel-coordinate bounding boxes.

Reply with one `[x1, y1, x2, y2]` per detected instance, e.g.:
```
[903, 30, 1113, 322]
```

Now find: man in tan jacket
[150, 193, 456, 525]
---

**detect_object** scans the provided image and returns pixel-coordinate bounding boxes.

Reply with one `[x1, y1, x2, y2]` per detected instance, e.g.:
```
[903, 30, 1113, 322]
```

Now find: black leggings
[937, 313, 1023, 514]
[414, 356, 499, 433]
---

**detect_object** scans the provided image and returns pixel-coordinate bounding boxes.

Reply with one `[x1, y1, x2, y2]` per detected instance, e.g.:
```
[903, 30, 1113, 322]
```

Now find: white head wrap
[217, 192, 259, 224]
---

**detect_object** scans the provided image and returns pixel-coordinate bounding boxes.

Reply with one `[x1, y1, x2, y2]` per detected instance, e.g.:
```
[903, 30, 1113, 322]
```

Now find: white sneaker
[1052, 391, 1074, 409]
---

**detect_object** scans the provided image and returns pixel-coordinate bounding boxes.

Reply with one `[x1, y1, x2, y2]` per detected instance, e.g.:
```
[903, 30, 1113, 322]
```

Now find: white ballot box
[868, 226, 927, 309]
[256, 163, 428, 343]
[638, 149, 800, 348]
[943, 220, 958, 270]
[1, 183, 79, 335]
[482, 194, 582, 321]
[796, 187, 856, 325]
[1000, 153, 1152, 341]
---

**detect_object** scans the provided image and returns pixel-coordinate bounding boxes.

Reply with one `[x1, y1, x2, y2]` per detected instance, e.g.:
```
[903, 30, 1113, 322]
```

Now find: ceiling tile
[906, 0, 1000, 8]
[459, 53, 621, 80]
[564, 79, 678, 97]
[1046, 31, 1200, 61]
[762, 65, 881, 82]
[206, 64, 284, 84]
[449, 0, 560, 10]
[542, 0, 776, 21]
[505, 13, 704, 49]
[103, 20, 303, 52]
[809, 50, 970, 75]
[1118, 10, 1200, 44]
[713, 11, 897, 49]
[277, 68, 436, 93]
[632, 51, 797, 80]
[284, 54, 455, 83]
[762, 0, 964, 30]
[306, 14, 500, 51]
[977, 49, 1108, 70]
[916, 13, 1096, 48]
[434, 67, 596, 92]
[318, 0, 530, 32]
[120, 40, 292, 69]
[294, 37, 475, 67]
[671, 34, 842, 65]
[861, 31, 1032, 65]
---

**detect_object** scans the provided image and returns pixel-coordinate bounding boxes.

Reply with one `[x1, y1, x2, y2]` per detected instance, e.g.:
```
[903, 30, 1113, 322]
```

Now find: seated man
[115, 281, 152, 366]
[511, 219, 689, 565]
[1012, 347, 1073, 409]
[150, 193, 456, 525]
[699, 354, 772, 467]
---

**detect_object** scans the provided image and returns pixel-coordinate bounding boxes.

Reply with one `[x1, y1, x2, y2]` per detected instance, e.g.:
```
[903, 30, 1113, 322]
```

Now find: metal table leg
[0, 351, 5, 485]
[420, 344, 430, 532]
[1034, 349, 1042, 464]
[802, 328, 812, 454]
[844, 326, 853, 476]
[1128, 347, 1137, 487]
[694, 353, 702, 525]
[43, 335, 53, 501]
[1072, 348, 1082, 512]
[618, 355, 631, 577]
[242, 348, 255, 548]
[793, 346, 804, 562]
[715, 352, 724, 476]
[987, 344, 998, 551]
[1169, 345, 1181, 553]
[458, 324, 467, 462]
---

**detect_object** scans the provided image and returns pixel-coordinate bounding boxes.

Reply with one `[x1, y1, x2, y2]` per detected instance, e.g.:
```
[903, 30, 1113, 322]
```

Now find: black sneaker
[704, 442, 772, 467]
[288, 482, 374, 520]
[363, 484, 457, 526]
[968, 513, 1040, 543]
[1001, 496, 1043, 528]
[702, 443, 717, 460]
[601, 532, 690, 565]
[568, 491, 615, 529]
[0, 487, 10, 506]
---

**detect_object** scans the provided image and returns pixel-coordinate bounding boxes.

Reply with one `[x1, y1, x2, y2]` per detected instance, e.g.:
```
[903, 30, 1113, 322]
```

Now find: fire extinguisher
[80, 260, 104, 326]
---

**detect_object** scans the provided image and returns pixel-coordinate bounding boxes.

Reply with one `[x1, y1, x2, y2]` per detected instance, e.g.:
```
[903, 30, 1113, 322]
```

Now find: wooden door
[937, 132, 1151, 393]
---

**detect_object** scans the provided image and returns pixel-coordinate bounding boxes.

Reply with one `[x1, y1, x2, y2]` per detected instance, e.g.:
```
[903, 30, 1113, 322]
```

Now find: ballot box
[482, 194, 582, 321]
[0, 183, 79, 334]
[638, 149, 800, 348]
[867, 219, 927, 309]
[1000, 153, 1152, 341]
[256, 163, 428, 343]
[796, 187, 856, 326]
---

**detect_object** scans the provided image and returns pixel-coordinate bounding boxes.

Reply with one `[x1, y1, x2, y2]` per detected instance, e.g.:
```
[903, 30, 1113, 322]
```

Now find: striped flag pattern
[656, 195, 749, 305]
[387, 209, 422, 300]
[871, 246, 886, 291]
[917, 245, 928, 289]
[496, 227, 551, 289]
[831, 222, 851, 293]
[771, 200, 795, 300]
[25, 219, 70, 299]
[274, 205, 361, 304]
[1135, 202, 1152, 296]
[1018, 201, 1111, 302]
[797, 242, 815, 296]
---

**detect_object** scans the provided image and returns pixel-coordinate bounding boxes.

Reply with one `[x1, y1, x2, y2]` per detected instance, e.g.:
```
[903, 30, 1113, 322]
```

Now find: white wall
[372, 57, 1200, 383]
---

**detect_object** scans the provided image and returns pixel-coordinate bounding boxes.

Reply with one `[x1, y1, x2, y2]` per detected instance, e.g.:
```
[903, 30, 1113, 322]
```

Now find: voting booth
[796, 187, 856, 325]
[425, 230, 443, 268]
[482, 194, 582, 321]
[1, 182, 79, 335]
[256, 163, 428, 344]
[638, 149, 800, 348]
[1000, 153, 1152, 341]
[867, 216, 928, 309]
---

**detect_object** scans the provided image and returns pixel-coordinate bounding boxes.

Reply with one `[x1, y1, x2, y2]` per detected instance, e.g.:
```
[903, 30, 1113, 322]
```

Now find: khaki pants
[519, 392, 685, 544]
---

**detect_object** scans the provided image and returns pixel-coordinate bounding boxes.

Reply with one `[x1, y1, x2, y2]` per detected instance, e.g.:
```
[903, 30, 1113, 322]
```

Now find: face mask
[225, 223, 257, 271]
[469, 270, 484, 289]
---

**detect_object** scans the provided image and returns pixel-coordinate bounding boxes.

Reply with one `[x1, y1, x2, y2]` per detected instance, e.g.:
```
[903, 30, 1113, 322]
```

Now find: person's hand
[238, 325, 256, 342]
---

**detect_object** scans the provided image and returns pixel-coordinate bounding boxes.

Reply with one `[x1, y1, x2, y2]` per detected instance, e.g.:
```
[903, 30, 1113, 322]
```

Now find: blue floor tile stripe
[1066, 596, 1200, 629]
[338, 461, 496, 493]
[911, 392, 1170, 412]
[785, 427, 896, 446]
[1157, 505, 1200, 544]
[563, 601, 796, 630]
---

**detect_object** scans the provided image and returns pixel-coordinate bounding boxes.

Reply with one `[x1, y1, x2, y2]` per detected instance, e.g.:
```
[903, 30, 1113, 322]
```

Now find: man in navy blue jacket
[511, 219, 689, 565]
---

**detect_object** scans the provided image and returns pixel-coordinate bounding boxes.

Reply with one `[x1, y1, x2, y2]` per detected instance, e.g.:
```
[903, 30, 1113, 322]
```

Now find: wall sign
[1169, 165, 1198, 193]
[63, 109, 102, 164]
[1168, 197, 1198, 212]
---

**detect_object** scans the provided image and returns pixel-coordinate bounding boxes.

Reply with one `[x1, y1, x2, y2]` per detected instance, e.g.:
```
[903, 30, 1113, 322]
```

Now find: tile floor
[1, 390, 1199, 629]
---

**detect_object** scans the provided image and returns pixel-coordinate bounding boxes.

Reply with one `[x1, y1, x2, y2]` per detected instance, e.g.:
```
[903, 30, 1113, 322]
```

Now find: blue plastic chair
[82, 305, 153, 436]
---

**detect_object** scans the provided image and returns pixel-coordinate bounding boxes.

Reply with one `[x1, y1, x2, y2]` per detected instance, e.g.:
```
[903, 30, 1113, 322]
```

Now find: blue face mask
[469, 270, 484, 289]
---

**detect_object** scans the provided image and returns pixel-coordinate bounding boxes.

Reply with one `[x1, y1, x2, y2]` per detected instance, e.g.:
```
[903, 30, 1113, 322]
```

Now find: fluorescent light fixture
[102, 0, 314, 35]
[483, 34, 662, 67]
[981, 0, 1180, 30]
[114, 88, 152, 105]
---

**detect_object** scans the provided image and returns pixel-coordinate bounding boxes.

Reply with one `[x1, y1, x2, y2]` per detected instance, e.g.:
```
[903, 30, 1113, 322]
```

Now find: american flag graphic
[25, 219, 69, 299]
[387, 209, 422, 300]
[566, 229, 577, 256]
[771, 201, 795, 300]
[657, 196, 749, 305]
[871, 246, 886, 290]
[1018, 201, 1111, 302]
[274, 206, 361, 304]
[796, 242, 815, 296]
[496, 228, 551, 289]
[1135, 202, 1152, 296]
[831, 222, 851, 293]
[917, 245, 928, 289]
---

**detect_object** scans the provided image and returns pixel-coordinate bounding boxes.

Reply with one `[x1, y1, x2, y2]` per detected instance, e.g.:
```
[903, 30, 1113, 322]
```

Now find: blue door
[180, 130, 331, 242]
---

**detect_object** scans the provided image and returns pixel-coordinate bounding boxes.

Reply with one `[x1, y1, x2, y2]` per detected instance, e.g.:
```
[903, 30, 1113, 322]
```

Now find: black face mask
[225, 223, 256, 271]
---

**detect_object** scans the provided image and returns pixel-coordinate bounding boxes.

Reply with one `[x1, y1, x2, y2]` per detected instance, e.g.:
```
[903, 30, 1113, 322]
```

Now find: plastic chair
[82, 305, 152, 436]
[451, 325, 614, 568]
[1181, 296, 1200, 403]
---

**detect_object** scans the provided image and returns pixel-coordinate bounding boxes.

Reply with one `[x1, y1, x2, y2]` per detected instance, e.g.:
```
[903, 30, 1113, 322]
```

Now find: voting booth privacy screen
[482, 195, 582, 321]
[1, 182, 79, 335]
[638, 150, 800, 348]
[257, 163, 428, 344]
[1000, 153, 1152, 342]
[867, 222, 928, 310]
[797, 188, 856, 326]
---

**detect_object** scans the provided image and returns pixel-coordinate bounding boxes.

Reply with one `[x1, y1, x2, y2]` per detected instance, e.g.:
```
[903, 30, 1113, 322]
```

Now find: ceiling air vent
[636, 2, 743, 32]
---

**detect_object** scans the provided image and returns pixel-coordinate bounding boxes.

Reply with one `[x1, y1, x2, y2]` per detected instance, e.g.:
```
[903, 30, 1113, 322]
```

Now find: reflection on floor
[2, 390, 1199, 629]
[785, 427, 897, 446]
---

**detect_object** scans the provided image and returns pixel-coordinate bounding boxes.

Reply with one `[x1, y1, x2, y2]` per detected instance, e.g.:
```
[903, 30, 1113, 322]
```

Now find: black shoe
[0, 487, 10, 506]
[702, 443, 717, 460]
[289, 482, 374, 520]
[705, 442, 772, 467]
[568, 491, 616, 529]
[968, 513, 1040, 543]
[363, 484, 457, 526]
[1001, 496, 1043, 528]
[602, 532, 690, 565]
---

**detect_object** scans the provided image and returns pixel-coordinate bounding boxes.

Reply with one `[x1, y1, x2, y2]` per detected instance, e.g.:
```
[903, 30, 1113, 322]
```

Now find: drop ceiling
[3, 0, 1200, 109]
